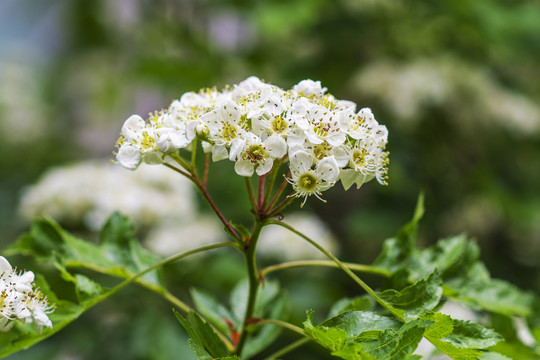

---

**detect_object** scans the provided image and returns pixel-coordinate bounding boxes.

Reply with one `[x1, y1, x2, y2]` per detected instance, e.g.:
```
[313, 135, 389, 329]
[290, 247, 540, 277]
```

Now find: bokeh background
[1, 0, 539, 359]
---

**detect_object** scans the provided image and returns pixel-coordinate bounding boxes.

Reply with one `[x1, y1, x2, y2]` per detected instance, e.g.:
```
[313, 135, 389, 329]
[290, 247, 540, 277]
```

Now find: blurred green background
[1, 0, 539, 359]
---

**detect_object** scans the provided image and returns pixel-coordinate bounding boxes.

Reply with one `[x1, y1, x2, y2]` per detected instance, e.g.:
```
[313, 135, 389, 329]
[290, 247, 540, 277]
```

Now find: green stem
[261, 260, 392, 278]
[191, 138, 198, 171]
[234, 219, 267, 355]
[266, 220, 405, 322]
[249, 319, 305, 336]
[164, 162, 193, 179]
[169, 152, 193, 173]
[262, 338, 311, 360]
[86, 241, 237, 350]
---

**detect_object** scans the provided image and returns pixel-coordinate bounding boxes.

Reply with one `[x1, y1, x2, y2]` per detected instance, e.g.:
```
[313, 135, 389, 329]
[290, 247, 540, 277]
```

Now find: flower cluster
[0, 257, 53, 333]
[116, 77, 389, 202]
[19, 160, 195, 231]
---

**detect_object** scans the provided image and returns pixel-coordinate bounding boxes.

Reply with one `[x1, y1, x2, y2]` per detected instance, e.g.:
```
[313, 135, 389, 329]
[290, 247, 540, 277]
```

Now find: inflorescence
[0, 256, 53, 333]
[116, 77, 389, 203]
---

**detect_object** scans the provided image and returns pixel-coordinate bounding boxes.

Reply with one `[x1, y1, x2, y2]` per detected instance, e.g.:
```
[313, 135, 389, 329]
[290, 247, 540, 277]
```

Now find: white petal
[212, 144, 229, 162]
[169, 130, 190, 148]
[235, 159, 254, 177]
[305, 131, 324, 144]
[256, 158, 273, 176]
[155, 129, 176, 154]
[229, 138, 245, 161]
[121, 115, 145, 140]
[326, 133, 346, 147]
[290, 150, 313, 174]
[264, 134, 287, 158]
[316, 156, 339, 182]
[0, 256, 12, 272]
[117, 144, 141, 170]
[332, 147, 349, 167]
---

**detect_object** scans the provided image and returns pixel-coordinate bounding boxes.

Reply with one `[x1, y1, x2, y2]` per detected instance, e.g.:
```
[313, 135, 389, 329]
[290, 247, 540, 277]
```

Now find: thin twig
[261, 260, 392, 278]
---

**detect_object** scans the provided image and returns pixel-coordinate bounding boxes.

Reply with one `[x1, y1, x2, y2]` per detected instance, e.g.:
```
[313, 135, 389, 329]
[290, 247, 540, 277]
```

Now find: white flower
[114, 76, 389, 205]
[293, 79, 327, 97]
[230, 132, 287, 176]
[292, 99, 346, 146]
[288, 151, 340, 205]
[0, 256, 53, 333]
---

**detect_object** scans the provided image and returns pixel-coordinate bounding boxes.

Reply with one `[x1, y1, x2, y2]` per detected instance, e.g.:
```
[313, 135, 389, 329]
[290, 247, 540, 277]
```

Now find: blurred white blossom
[18, 160, 196, 231]
[145, 217, 224, 257]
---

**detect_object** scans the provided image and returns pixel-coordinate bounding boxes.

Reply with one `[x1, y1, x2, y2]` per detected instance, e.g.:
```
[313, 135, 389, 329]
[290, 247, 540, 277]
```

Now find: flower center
[352, 148, 368, 167]
[271, 116, 288, 134]
[221, 122, 238, 142]
[246, 144, 266, 164]
[298, 173, 318, 193]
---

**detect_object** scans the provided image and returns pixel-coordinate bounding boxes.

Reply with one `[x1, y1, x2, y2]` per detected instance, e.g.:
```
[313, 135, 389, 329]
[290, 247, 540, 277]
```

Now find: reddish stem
[264, 172, 290, 214]
[203, 153, 210, 187]
[257, 174, 266, 212]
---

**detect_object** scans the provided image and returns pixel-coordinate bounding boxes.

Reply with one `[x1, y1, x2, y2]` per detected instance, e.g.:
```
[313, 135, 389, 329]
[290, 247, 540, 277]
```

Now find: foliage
[2, 196, 539, 359]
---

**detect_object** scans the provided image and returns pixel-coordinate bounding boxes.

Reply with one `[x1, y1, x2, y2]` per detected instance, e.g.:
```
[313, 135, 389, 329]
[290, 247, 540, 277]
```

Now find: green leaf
[243, 289, 290, 359]
[8, 214, 163, 289]
[443, 319, 502, 349]
[422, 312, 502, 360]
[320, 311, 401, 339]
[328, 296, 373, 318]
[1, 214, 167, 358]
[191, 288, 235, 335]
[478, 352, 513, 360]
[373, 193, 424, 272]
[174, 310, 229, 359]
[334, 318, 430, 360]
[304, 310, 348, 352]
[379, 272, 443, 322]
[447, 262, 534, 317]
[229, 278, 281, 323]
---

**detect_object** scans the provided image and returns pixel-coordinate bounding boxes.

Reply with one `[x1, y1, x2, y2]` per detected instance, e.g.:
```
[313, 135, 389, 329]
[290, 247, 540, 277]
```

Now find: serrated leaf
[321, 311, 401, 339]
[304, 310, 348, 352]
[174, 310, 228, 358]
[379, 272, 443, 322]
[421, 312, 501, 360]
[334, 318, 430, 360]
[457, 278, 534, 317]
[443, 319, 502, 349]
[7, 214, 163, 289]
[329, 296, 373, 318]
